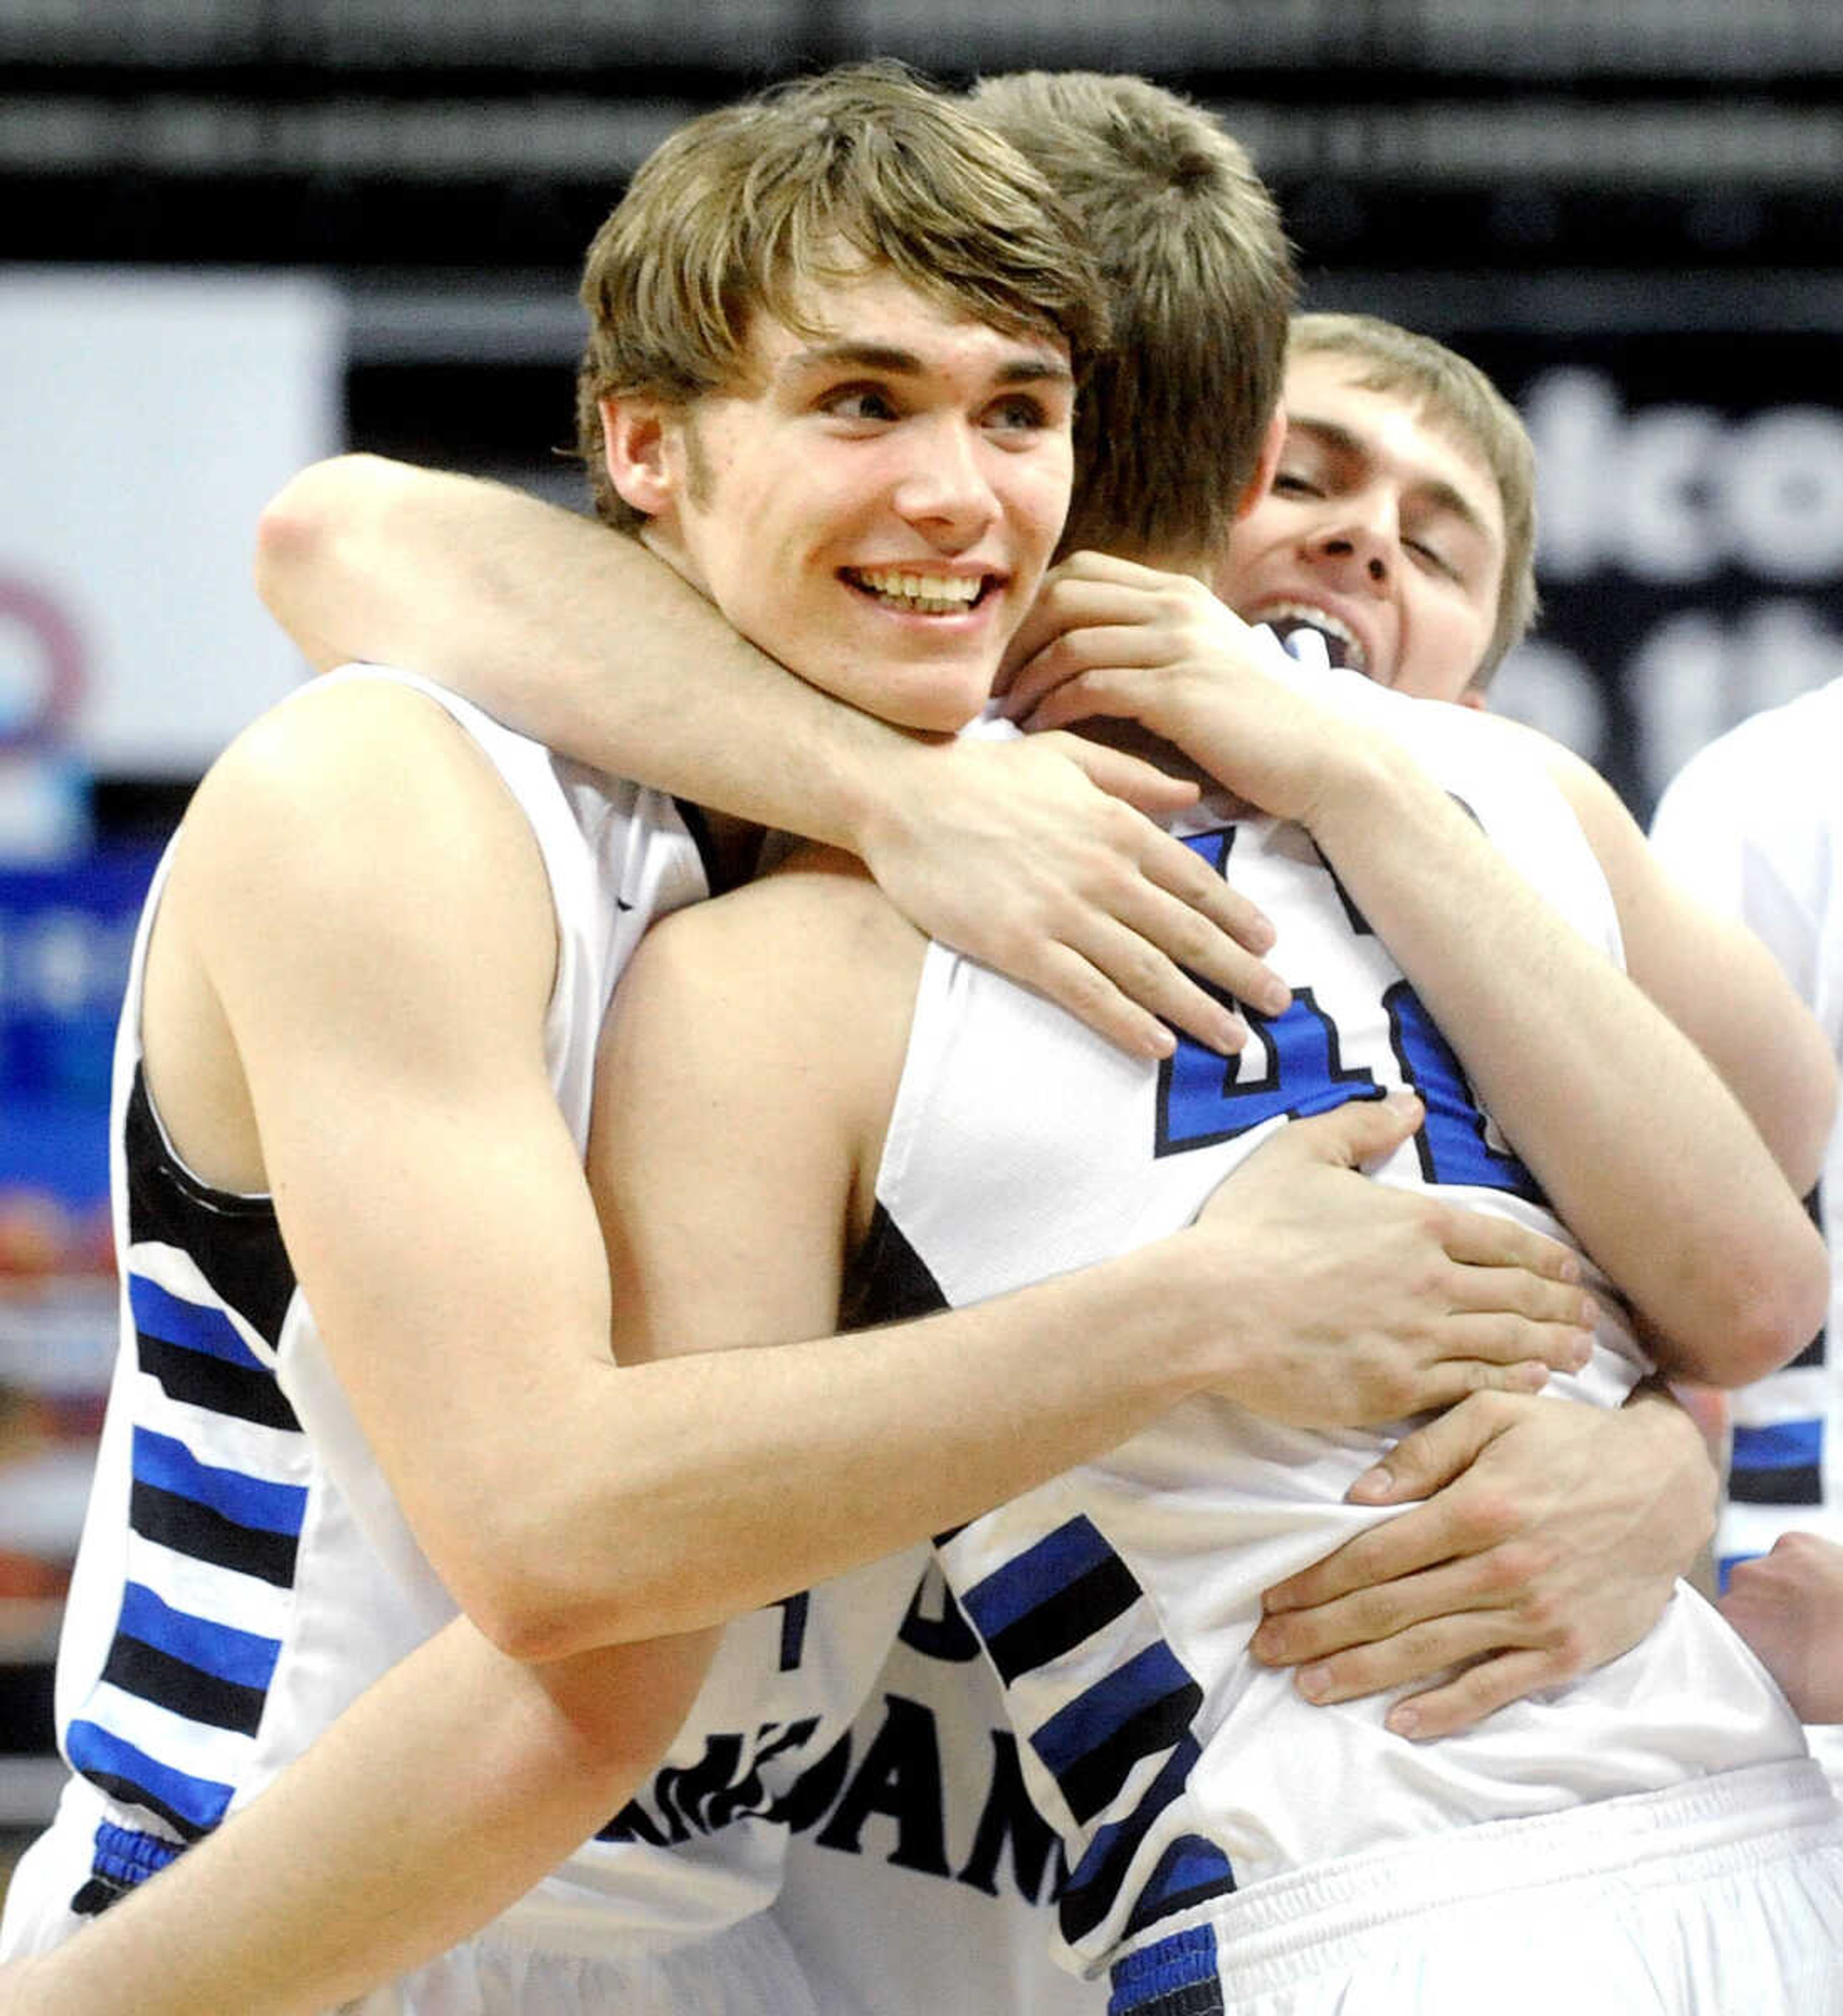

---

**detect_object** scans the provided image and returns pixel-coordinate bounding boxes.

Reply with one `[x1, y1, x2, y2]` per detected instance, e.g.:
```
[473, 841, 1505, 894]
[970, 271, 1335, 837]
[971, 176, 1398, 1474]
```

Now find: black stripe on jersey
[73, 1762, 212, 1846]
[1118, 1978, 1226, 2016]
[842, 1204, 950, 1329]
[134, 1333, 300, 1432]
[1788, 1330, 1827, 1371]
[101, 1634, 266, 1738]
[130, 1480, 299, 1588]
[1729, 1462, 1823, 1507]
[1060, 1679, 1203, 1827]
[124, 1069, 297, 1351]
[984, 1552, 1140, 1685]
[1058, 1738, 1201, 1945]
[670, 796, 736, 897]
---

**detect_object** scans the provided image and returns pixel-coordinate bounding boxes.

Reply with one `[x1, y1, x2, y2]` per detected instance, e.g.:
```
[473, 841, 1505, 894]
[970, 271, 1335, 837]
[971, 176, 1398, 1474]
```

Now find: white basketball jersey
[28, 666, 730, 1934]
[1651, 674, 1843, 1791]
[853, 659, 1809, 1981]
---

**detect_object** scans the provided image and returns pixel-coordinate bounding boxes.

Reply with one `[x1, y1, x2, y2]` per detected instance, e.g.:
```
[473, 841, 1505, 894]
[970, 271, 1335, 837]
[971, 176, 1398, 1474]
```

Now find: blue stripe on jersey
[1033, 1641, 1203, 1825]
[958, 1515, 1117, 1641]
[1060, 1738, 1209, 1945]
[65, 1718, 235, 1841]
[1107, 1921, 1225, 2016]
[1730, 1418, 1824, 1506]
[130, 1428, 307, 1536]
[129, 1276, 266, 1370]
[1122, 1833, 1237, 1939]
[1732, 1419, 1822, 1468]
[117, 1582, 281, 1692]
[129, 1276, 300, 1431]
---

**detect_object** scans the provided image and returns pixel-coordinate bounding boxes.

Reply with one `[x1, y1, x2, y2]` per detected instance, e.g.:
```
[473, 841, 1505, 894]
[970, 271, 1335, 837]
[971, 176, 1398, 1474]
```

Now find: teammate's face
[1215, 351, 1505, 704]
[607, 265, 1075, 733]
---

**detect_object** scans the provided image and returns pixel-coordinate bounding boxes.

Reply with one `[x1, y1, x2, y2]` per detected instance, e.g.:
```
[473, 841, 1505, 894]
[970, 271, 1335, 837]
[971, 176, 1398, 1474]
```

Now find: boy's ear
[1232, 406, 1289, 521]
[601, 394, 677, 518]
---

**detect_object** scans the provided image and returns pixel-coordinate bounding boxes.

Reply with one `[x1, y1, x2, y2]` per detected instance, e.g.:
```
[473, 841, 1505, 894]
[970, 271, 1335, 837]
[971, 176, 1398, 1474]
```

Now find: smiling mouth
[843, 567, 995, 615]
[1260, 603, 1370, 676]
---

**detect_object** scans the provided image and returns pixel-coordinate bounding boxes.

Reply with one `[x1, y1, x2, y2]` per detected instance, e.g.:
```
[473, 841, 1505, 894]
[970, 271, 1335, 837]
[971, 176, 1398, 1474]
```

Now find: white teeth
[1262, 602, 1368, 675]
[852, 568, 985, 612]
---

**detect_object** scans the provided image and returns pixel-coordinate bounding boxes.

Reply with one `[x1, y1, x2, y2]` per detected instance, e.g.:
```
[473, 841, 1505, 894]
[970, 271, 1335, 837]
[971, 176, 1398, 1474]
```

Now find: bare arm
[0, 1624, 716, 2016]
[1720, 1533, 1843, 1723]
[1524, 730, 1834, 1200]
[253, 454, 1286, 1062]
[1010, 552, 1829, 1388]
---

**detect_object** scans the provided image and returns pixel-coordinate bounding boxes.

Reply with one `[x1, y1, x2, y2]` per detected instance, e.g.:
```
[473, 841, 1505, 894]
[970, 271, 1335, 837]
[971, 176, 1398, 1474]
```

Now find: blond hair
[1288, 312, 1539, 680]
[575, 64, 1106, 532]
[969, 71, 1295, 566]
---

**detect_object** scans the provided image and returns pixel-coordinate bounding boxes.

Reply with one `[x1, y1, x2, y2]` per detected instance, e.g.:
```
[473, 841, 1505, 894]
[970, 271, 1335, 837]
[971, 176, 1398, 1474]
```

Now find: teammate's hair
[575, 63, 1106, 533]
[1288, 312, 1539, 683]
[968, 70, 1295, 568]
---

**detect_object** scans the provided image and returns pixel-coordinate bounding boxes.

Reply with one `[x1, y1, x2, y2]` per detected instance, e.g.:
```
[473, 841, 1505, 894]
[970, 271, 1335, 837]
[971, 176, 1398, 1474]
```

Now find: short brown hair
[575, 64, 1106, 532]
[969, 71, 1295, 567]
[1288, 312, 1539, 682]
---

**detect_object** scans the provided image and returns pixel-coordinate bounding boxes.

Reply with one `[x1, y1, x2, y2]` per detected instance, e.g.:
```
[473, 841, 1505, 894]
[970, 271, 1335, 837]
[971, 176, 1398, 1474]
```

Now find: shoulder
[622, 845, 922, 1041]
[171, 673, 556, 1005]
[602, 844, 922, 1146]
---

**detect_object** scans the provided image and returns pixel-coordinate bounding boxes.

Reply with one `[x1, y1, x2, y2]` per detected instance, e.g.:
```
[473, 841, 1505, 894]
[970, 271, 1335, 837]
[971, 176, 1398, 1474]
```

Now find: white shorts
[339, 1910, 821, 2016]
[1106, 1760, 1843, 2016]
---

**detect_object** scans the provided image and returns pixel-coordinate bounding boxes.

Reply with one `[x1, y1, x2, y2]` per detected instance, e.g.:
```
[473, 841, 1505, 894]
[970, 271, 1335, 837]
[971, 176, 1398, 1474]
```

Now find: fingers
[1341, 1392, 1519, 1508]
[1257, 1089, 1424, 1172]
[1052, 736, 1203, 817]
[1017, 942, 1181, 1061]
[1047, 920, 1251, 1057]
[1434, 1207, 1582, 1284]
[1384, 1648, 1570, 1740]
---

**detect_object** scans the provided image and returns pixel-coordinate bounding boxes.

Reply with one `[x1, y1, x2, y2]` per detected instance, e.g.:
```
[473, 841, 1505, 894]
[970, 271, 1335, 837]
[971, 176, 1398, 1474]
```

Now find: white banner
[0, 269, 344, 776]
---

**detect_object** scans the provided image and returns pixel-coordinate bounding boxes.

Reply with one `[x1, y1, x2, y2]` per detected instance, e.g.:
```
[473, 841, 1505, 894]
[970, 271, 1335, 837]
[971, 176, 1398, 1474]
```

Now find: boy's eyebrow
[777, 341, 1075, 387]
[1288, 411, 1493, 539]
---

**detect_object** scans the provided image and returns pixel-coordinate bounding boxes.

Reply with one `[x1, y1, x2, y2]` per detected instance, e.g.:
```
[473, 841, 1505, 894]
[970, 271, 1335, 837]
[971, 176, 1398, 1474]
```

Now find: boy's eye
[825, 386, 899, 422]
[986, 394, 1048, 430]
[1271, 470, 1320, 497]
[1406, 536, 1459, 580]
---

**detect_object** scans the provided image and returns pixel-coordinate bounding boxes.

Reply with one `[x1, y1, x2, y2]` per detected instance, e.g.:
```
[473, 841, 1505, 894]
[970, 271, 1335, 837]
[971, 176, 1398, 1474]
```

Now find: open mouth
[1260, 603, 1370, 677]
[843, 567, 995, 616]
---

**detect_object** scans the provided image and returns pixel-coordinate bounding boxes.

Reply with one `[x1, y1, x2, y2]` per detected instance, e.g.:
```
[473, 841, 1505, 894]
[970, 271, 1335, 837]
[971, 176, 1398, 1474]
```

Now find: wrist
[825, 715, 937, 864]
[1298, 729, 1424, 851]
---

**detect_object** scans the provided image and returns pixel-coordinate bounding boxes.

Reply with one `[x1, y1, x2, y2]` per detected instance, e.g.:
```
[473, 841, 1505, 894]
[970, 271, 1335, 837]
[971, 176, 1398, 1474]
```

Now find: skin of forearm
[253, 454, 916, 850]
[475, 1236, 1240, 1663]
[5, 1623, 710, 2016]
[1304, 739, 1826, 1388]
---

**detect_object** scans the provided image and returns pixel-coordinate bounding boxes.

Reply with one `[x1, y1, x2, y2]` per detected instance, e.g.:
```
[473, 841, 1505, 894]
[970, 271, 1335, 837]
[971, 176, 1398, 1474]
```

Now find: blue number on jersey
[1155, 828, 1541, 1205]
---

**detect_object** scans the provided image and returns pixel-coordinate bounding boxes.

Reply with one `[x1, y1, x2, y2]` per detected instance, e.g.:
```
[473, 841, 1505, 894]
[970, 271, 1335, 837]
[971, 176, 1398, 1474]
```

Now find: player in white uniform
[0, 670, 820, 2013]
[576, 601, 1840, 2010]
[1652, 677, 1843, 1785]
[4, 71, 1612, 2016]
[915, 662, 1843, 2011]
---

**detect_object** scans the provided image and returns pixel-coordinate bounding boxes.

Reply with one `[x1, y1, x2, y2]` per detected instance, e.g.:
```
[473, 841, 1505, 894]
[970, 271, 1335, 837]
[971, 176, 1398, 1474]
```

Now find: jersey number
[1155, 829, 1540, 1204]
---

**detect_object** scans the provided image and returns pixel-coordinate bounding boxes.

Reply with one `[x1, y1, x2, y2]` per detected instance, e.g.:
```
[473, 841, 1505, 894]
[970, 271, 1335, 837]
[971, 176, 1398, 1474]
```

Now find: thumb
[1280, 1089, 1422, 1172]
[1050, 734, 1201, 815]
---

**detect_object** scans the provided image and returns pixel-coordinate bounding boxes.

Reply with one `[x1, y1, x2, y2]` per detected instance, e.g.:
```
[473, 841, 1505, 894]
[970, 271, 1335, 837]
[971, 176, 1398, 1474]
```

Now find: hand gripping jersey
[2, 668, 727, 1947]
[846, 654, 1819, 1992]
[1652, 676, 1843, 1795]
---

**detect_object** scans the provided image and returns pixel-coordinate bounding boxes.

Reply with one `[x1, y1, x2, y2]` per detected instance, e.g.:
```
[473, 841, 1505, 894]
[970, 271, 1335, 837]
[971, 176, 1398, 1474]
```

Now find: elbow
[251, 453, 398, 628]
[1690, 1228, 1831, 1389]
[443, 1505, 654, 1666]
[455, 1563, 606, 1667]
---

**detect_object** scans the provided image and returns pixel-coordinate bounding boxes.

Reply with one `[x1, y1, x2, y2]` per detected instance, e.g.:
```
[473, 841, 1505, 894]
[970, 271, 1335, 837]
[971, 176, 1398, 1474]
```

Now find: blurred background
[3, 0, 1843, 1830]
